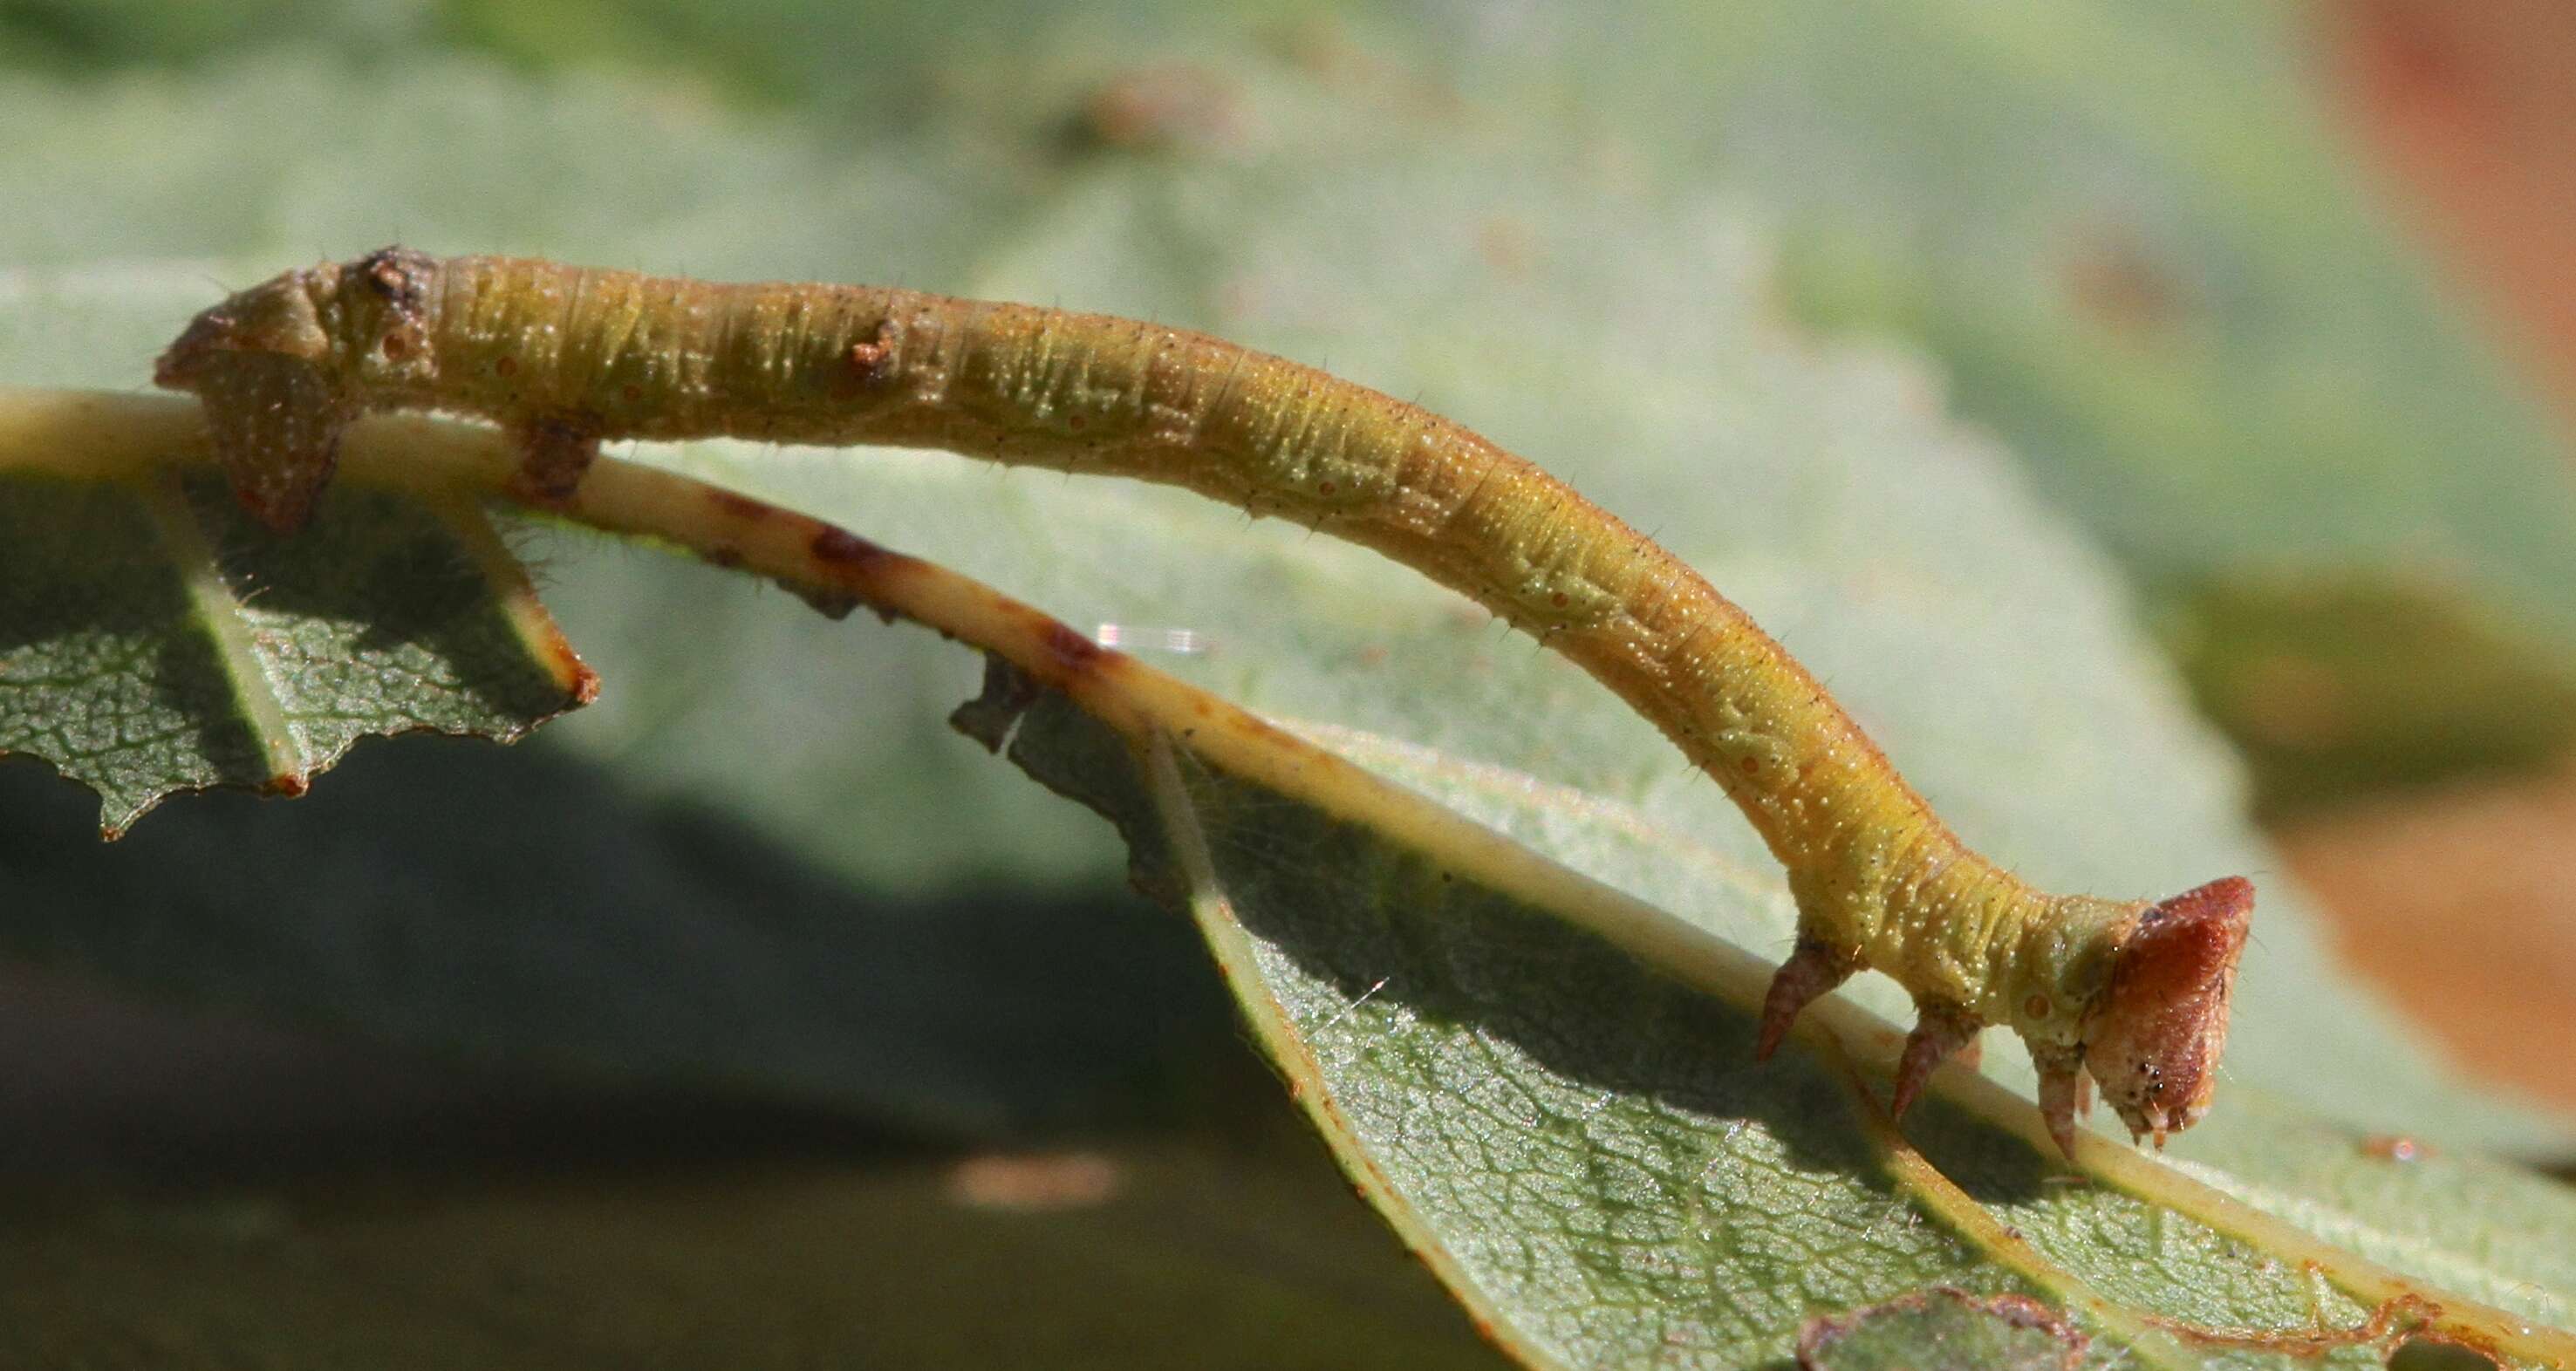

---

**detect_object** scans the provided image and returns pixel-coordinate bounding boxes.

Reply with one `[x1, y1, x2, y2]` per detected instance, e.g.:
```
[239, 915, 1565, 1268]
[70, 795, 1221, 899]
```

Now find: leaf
[2156, 573, 2576, 815]
[36, 399, 2571, 1365]
[0, 406, 1237, 1136]
[0, 438, 591, 834]
[1690, 0, 2576, 795]
[960, 679, 2576, 1368]
[1655, 1, 2576, 620]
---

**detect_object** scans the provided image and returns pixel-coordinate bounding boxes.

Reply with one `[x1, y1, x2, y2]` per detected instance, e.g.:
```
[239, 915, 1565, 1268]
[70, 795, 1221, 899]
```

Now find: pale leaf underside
[0, 430, 594, 834]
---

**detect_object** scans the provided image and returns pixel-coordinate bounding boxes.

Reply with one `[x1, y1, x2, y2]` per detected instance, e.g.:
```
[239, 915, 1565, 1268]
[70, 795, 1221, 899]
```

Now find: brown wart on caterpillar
[155, 247, 2255, 1156]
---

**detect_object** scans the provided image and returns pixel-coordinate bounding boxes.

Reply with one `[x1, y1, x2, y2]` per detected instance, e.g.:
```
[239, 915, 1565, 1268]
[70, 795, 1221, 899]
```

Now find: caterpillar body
[156, 249, 2253, 1156]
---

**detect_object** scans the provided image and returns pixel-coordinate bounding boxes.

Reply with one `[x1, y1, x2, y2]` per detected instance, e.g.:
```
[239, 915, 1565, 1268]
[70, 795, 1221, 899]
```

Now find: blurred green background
[5, 0, 2576, 1364]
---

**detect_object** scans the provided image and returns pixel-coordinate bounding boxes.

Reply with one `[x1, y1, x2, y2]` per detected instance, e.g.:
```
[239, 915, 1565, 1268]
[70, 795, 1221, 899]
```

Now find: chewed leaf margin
[0, 392, 594, 834]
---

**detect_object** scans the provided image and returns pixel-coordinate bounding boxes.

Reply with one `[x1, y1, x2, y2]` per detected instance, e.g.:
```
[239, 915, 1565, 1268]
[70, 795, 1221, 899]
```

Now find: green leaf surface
[2159, 573, 2576, 815]
[974, 681, 2575, 1368]
[1663, 2, 2576, 622]
[1691, 0, 2576, 794]
[0, 463, 587, 834]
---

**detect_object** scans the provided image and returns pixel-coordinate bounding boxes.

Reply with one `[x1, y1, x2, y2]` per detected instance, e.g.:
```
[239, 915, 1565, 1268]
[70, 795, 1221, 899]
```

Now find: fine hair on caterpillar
[156, 247, 2255, 1157]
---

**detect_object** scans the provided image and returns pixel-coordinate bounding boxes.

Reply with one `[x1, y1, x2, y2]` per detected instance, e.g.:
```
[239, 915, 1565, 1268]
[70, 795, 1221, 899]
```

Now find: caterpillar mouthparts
[156, 249, 2252, 1158]
[2079, 876, 2255, 1149]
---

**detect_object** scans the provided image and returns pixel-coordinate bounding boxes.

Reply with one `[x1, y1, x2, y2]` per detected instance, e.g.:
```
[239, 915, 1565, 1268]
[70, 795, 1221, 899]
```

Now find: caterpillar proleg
[156, 249, 2254, 1156]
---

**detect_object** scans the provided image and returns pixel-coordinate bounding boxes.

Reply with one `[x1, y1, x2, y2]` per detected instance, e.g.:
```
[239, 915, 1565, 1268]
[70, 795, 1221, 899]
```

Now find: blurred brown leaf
[2276, 759, 2576, 1114]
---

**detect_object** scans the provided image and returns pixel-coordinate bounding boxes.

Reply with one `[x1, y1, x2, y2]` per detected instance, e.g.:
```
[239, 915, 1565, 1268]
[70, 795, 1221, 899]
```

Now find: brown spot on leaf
[2227, 651, 2357, 750]
[2361, 1134, 2431, 1162]
[1042, 621, 1105, 672]
[2063, 228, 2190, 337]
[706, 488, 772, 522]
[1479, 217, 1535, 278]
[782, 580, 860, 621]
[810, 525, 882, 565]
[1076, 63, 1242, 151]
[1798, 1288, 2087, 1371]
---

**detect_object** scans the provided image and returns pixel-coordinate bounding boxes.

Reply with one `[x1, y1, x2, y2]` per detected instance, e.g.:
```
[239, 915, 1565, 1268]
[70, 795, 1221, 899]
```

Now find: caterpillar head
[2081, 876, 2254, 1147]
[155, 263, 357, 531]
[331, 247, 443, 390]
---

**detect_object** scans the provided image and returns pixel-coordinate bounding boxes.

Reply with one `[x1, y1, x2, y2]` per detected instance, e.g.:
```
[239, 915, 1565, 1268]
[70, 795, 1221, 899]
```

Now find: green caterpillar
[157, 248, 2253, 1156]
